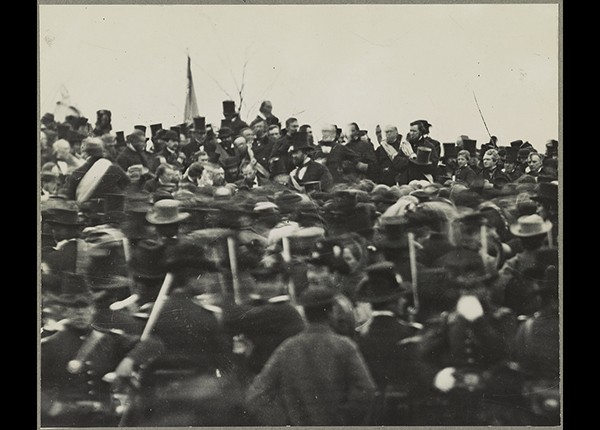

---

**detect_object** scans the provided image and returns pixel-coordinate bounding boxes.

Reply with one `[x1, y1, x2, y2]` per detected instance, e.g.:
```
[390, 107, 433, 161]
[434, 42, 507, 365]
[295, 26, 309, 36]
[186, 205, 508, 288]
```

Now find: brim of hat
[356, 281, 410, 303]
[409, 159, 432, 166]
[509, 221, 553, 237]
[374, 236, 409, 249]
[530, 195, 557, 202]
[145, 212, 191, 224]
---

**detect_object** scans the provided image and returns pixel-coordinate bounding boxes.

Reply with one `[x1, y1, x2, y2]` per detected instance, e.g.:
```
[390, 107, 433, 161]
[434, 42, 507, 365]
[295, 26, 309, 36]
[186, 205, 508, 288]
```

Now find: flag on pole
[184, 55, 200, 124]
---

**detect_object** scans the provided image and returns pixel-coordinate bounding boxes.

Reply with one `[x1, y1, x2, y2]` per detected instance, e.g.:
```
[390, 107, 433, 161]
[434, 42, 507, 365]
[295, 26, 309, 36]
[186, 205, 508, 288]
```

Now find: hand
[434, 367, 456, 392]
[114, 357, 135, 378]
[355, 161, 368, 172]
[409, 153, 417, 160]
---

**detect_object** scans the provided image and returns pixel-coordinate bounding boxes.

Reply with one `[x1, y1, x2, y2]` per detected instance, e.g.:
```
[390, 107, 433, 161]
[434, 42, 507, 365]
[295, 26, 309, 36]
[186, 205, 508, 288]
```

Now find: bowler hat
[56, 273, 95, 307]
[291, 131, 312, 152]
[509, 214, 553, 237]
[531, 182, 558, 203]
[193, 116, 206, 132]
[297, 286, 336, 308]
[222, 100, 237, 116]
[145, 199, 190, 225]
[218, 127, 233, 139]
[356, 261, 409, 303]
[410, 146, 433, 166]
[164, 130, 180, 142]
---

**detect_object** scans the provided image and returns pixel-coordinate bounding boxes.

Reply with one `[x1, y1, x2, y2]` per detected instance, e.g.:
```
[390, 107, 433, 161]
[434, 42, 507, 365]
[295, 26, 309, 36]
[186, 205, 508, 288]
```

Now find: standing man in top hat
[181, 116, 207, 160]
[289, 131, 334, 193]
[221, 100, 248, 137]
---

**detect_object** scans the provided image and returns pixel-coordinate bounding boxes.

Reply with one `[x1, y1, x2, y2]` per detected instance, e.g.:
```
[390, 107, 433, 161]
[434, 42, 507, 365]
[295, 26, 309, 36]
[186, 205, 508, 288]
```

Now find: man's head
[482, 149, 499, 169]
[252, 120, 267, 139]
[241, 162, 257, 184]
[156, 163, 179, 184]
[291, 147, 309, 167]
[298, 286, 336, 323]
[164, 130, 180, 151]
[52, 139, 72, 160]
[320, 124, 337, 143]
[285, 118, 299, 136]
[196, 150, 209, 164]
[240, 128, 256, 146]
[127, 130, 147, 152]
[233, 136, 248, 156]
[344, 122, 360, 141]
[219, 127, 234, 147]
[81, 137, 105, 159]
[384, 125, 399, 144]
[259, 100, 273, 117]
[267, 124, 281, 143]
[527, 152, 543, 173]
[407, 120, 431, 144]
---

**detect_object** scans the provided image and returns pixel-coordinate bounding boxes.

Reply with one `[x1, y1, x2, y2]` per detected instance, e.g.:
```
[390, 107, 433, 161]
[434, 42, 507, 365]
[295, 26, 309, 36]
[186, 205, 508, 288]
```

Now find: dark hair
[285, 117, 298, 128]
[268, 124, 280, 132]
[156, 163, 175, 178]
[410, 120, 431, 135]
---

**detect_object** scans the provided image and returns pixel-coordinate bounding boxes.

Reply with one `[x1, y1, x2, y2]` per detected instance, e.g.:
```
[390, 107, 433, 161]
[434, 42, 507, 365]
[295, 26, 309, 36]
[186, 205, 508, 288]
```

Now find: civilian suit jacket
[65, 156, 131, 201]
[246, 322, 377, 426]
[291, 159, 334, 193]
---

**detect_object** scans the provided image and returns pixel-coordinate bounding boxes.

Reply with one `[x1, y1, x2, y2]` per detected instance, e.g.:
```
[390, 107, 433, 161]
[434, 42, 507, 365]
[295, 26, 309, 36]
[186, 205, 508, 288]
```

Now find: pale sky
[38, 3, 560, 152]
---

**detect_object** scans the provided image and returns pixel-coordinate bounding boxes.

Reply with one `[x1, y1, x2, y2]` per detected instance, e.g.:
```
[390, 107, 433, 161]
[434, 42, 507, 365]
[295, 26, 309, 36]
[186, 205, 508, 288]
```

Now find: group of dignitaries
[39, 100, 560, 427]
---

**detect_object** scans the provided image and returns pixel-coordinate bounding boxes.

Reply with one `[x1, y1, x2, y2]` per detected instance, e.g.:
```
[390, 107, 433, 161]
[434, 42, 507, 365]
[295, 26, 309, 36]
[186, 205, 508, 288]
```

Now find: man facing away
[245, 286, 377, 426]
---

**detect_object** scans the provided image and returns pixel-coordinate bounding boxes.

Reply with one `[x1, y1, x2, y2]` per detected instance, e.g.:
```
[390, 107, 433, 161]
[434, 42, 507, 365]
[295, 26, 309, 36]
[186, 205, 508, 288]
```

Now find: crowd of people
[39, 99, 560, 427]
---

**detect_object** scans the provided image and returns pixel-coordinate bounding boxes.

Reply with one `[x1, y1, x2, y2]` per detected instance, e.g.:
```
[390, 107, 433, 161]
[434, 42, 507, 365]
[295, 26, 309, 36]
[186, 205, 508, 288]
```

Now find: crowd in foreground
[39, 100, 560, 427]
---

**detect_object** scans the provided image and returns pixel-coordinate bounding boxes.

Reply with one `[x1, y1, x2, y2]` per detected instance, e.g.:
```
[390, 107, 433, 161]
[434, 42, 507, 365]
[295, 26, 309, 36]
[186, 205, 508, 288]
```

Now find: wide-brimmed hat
[356, 261, 410, 303]
[410, 146, 433, 166]
[145, 199, 190, 225]
[509, 214, 553, 237]
[531, 182, 558, 203]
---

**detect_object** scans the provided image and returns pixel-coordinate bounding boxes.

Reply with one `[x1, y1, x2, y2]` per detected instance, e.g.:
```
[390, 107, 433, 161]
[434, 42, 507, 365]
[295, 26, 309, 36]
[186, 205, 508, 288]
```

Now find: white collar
[371, 310, 395, 318]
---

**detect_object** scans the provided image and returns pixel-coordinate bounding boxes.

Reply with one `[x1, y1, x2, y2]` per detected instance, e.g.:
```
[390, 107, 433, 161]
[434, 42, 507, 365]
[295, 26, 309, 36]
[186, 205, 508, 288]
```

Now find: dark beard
[407, 133, 421, 145]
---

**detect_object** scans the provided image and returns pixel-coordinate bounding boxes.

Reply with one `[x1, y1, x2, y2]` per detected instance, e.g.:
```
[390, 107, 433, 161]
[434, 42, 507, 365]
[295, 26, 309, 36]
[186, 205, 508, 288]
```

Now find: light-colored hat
[509, 214, 553, 237]
[145, 199, 190, 225]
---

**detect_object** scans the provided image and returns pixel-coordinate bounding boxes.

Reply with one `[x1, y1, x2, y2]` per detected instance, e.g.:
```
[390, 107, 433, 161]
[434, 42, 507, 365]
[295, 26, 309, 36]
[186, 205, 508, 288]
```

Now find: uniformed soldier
[40, 273, 137, 427]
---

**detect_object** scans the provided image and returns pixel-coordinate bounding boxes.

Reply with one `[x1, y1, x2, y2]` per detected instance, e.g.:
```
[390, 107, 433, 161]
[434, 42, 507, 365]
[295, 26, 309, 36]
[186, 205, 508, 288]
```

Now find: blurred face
[233, 137, 248, 154]
[291, 149, 307, 166]
[342, 248, 361, 274]
[242, 165, 256, 182]
[407, 124, 422, 144]
[457, 155, 468, 168]
[54, 143, 72, 160]
[482, 154, 496, 169]
[321, 127, 336, 143]
[51, 224, 79, 243]
[273, 173, 290, 186]
[220, 135, 233, 147]
[306, 264, 334, 289]
[197, 153, 209, 164]
[64, 304, 95, 330]
[212, 167, 226, 185]
[261, 102, 273, 116]
[345, 124, 358, 141]
[161, 167, 179, 184]
[384, 126, 399, 144]
[252, 122, 266, 139]
[288, 121, 299, 135]
[528, 155, 543, 172]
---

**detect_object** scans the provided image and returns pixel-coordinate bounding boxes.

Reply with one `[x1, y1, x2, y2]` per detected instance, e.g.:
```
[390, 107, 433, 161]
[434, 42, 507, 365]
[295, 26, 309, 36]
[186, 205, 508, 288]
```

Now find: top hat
[443, 143, 457, 159]
[505, 146, 519, 162]
[462, 139, 478, 155]
[134, 125, 147, 135]
[193, 116, 206, 132]
[169, 126, 181, 136]
[222, 100, 237, 116]
[531, 182, 558, 203]
[164, 130, 180, 142]
[145, 199, 191, 225]
[101, 193, 127, 223]
[356, 261, 409, 304]
[410, 146, 433, 166]
[290, 131, 312, 152]
[150, 123, 163, 137]
[129, 239, 168, 279]
[297, 286, 336, 308]
[114, 131, 125, 146]
[46, 208, 84, 226]
[376, 215, 411, 249]
[56, 273, 95, 307]
[509, 214, 553, 237]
